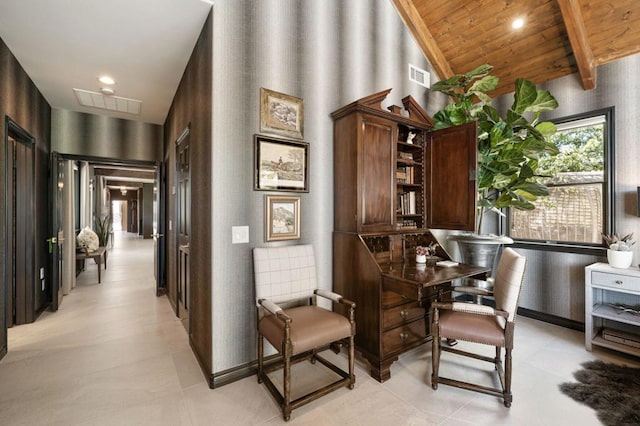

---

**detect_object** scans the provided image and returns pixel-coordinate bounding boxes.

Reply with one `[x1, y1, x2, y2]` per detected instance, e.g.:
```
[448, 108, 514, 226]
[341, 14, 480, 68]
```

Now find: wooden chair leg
[504, 347, 513, 407]
[431, 327, 440, 390]
[257, 334, 264, 383]
[495, 346, 501, 369]
[283, 350, 291, 421]
[348, 334, 355, 389]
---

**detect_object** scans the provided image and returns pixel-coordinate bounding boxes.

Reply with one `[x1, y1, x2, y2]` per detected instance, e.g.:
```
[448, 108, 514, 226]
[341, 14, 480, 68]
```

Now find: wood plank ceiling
[392, 0, 640, 96]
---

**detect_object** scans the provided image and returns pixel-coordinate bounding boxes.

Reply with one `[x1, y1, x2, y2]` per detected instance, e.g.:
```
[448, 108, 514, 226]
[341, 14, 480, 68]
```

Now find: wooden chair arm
[451, 286, 493, 296]
[258, 299, 292, 324]
[432, 301, 509, 319]
[314, 289, 356, 309]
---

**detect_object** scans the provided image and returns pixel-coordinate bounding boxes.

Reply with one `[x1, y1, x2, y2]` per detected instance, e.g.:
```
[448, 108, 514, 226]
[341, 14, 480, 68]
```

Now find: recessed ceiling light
[100, 87, 115, 96]
[98, 75, 115, 85]
[512, 18, 525, 30]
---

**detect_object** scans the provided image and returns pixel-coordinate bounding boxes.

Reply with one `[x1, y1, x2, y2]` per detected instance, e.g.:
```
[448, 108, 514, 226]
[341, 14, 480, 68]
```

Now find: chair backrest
[493, 248, 527, 322]
[253, 244, 317, 305]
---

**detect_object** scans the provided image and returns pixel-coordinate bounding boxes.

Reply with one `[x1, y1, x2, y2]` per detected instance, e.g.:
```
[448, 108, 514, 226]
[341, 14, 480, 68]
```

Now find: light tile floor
[1, 232, 638, 425]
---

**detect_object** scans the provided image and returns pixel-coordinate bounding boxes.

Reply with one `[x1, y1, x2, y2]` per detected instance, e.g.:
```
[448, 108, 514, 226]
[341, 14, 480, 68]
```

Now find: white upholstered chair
[253, 244, 356, 421]
[430, 248, 527, 407]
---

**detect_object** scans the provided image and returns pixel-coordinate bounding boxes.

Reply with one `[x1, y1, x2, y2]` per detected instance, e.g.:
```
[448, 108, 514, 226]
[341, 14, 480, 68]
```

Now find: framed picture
[260, 88, 304, 139]
[265, 195, 300, 242]
[254, 134, 309, 192]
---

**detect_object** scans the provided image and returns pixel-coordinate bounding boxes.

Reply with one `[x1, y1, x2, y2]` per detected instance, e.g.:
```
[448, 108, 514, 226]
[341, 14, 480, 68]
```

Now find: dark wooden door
[425, 121, 477, 231]
[49, 152, 64, 311]
[358, 115, 397, 232]
[176, 131, 191, 332]
[7, 134, 36, 324]
[153, 164, 166, 296]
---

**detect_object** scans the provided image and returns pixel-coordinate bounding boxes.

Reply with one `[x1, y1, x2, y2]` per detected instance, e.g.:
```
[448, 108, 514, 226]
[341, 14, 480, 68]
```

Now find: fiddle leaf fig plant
[431, 64, 560, 234]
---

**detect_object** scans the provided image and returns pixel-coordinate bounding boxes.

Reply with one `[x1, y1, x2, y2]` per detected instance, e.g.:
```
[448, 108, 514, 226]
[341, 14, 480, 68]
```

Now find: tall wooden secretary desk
[331, 89, 487, 381]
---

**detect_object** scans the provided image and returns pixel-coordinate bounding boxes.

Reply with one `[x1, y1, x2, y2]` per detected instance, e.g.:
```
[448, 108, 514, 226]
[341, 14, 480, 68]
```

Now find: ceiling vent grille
[408, 64, 430, 88]
[73, 88, 142, 115]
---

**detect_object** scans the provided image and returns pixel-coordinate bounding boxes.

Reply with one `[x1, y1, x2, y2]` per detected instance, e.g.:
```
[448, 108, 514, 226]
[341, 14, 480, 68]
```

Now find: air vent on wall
[408, 64, 430, 88]
[73, 88, 142, 115]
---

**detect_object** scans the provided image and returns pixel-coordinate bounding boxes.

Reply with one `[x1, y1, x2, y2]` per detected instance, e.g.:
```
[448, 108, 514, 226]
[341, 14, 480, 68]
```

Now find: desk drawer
[592, 271, 640, 293]
[383, 301, 424, 330]
[382, 318, 427, 354]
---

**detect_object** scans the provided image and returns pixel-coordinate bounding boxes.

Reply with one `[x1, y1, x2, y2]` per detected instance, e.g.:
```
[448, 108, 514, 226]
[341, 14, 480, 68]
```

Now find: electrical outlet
[232, 226, 249, 244]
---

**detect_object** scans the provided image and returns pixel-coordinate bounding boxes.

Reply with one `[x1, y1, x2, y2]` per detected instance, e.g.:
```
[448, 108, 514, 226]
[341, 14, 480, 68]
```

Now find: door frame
[175, 125, 190, 328]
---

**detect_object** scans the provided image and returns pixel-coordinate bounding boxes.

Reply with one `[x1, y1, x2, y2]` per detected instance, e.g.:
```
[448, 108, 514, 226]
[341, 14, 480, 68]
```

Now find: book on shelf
[396, 167, 415, 184]
[398, 152, 413, 161]
[397, 191, 417, 215]
[408, 191, 416, 214]
[397, 219, 417, 229]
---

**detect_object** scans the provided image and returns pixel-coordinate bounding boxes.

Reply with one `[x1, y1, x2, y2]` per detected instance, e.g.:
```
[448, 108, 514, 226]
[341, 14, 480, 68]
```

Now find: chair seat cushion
[438, 310, 505, 346]
[259, 305, 352, 355]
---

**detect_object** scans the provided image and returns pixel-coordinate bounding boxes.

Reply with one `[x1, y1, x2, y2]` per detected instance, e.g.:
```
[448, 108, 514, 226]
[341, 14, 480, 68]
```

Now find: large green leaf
[464, 63, 494, 79]
[483, 105, 501, 123]
[430, 75, 465, 93]
[535, 121, 557, 137]
[506, 109, 529, 128]
[526, 89, 559, 113]
[513, 189, 538, 201]
[519, 164, 534, 179]
[469, 75, 499, 95]
[508, 199, 536, 210]
[513, 181, 549, 196]
[448, 108, 468, 126]
[511, 79, 538, 114]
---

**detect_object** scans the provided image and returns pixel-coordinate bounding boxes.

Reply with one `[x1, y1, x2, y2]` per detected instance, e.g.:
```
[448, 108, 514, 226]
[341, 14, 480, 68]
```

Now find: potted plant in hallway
[94, 215, 112, 247]
[431, 64, 559, 274]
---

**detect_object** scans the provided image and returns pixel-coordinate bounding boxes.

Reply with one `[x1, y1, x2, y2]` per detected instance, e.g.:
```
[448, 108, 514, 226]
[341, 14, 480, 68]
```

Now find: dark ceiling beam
[557, 0, 596, 90]
[391, 0, 453, 81]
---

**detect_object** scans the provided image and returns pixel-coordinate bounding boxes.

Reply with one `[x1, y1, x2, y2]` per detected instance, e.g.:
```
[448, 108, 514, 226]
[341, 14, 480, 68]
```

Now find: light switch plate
[232, 226, 249, 244]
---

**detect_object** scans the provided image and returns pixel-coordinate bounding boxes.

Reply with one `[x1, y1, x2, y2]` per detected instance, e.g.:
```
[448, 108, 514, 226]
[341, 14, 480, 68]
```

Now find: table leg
[97, 258, 101, 283]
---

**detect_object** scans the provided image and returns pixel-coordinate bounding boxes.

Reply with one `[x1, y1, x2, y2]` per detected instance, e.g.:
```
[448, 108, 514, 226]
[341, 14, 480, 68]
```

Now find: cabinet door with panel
[358, 114, 397, 233]
[426, 121, 477, 231]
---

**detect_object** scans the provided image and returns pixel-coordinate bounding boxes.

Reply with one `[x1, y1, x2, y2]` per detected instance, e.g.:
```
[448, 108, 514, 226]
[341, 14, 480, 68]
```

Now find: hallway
[0, 233, 204, 424]
[0, 232, 636, 425]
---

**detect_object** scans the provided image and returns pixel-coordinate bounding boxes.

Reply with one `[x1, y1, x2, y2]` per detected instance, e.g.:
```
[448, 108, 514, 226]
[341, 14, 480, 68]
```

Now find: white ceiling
[0, 0, 212, 125]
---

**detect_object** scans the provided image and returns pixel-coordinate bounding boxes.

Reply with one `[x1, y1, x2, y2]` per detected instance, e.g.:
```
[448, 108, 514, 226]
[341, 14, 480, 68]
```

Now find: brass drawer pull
[400, 332, 409, 341]
[400, 310, 409, 319]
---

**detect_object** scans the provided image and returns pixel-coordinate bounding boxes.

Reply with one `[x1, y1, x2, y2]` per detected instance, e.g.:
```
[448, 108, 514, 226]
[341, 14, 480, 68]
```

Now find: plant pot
[607, 249, 633, 269]
[448, 233, 514, 303]
[448, 233, 514, 273]
[416, 254, 426, 264]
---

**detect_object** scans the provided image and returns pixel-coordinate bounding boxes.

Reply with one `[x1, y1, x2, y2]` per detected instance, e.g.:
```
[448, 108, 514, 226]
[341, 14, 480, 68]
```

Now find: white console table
[585, 262, 640, 357]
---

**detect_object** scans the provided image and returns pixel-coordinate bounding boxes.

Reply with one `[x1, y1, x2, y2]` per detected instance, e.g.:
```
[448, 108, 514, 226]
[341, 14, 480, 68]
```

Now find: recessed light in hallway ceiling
[73, 88, 142, 115]
[98, 75, 116, 85]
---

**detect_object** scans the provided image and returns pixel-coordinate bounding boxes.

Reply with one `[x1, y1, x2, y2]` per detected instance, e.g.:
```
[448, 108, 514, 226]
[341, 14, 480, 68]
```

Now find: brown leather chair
[253, 245, 356, 421]
[431, 247, 526, 407]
